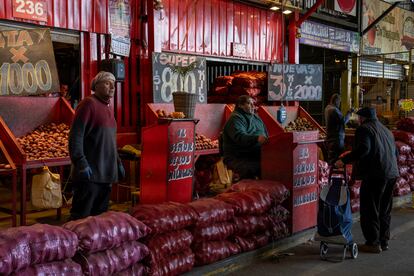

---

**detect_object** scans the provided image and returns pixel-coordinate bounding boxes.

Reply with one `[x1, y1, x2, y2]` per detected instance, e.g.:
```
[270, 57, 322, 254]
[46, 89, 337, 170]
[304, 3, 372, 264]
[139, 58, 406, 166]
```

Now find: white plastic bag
[31, 166, 62, 209]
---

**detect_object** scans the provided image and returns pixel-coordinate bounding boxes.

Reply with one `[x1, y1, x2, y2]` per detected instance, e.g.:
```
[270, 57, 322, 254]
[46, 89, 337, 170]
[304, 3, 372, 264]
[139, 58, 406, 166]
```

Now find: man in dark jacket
[335, 107, 399, 253]
[69, 71, 125, 220]
[325, 93, 352, 164]
[222, 95, 268, 179]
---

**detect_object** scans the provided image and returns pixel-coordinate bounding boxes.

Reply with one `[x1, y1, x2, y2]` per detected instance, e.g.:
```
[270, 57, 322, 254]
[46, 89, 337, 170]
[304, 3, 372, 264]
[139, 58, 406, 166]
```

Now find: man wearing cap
[335, 107, 399, 253]
[68, 71, 125, 220]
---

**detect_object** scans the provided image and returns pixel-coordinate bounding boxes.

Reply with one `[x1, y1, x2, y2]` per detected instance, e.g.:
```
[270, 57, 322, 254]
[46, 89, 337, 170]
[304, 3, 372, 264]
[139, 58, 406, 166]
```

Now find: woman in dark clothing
[222, 95, 268, 180]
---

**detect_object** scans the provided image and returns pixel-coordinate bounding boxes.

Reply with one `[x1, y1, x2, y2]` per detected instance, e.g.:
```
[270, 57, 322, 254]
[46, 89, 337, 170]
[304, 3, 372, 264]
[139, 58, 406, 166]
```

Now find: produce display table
[146, 103, 232, 159]
[261, 130, 320, 233]
[258, 105, 325, 137]
[258, 105, 327, 159]
[0, 140, 17, 226]
[0, 97, 74, 225]
[140, 118, 197, 204]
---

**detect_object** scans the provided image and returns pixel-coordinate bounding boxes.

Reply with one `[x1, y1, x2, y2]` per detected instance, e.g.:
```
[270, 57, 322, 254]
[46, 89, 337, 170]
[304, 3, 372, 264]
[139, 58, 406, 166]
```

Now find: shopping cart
[314, 168, 358, 261]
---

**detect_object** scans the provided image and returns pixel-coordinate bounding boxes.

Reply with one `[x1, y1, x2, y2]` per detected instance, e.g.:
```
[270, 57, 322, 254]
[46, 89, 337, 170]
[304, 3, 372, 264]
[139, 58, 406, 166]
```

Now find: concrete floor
[229, 207, 414, 276]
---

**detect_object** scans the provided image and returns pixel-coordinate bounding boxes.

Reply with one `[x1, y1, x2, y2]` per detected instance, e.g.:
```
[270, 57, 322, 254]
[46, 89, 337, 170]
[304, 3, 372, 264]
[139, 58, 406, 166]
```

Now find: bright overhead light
[270, 6, 280, 11]
[282, 10, 292, 14]
[376, 60, 383, 63]
[404, 65, 410, 69]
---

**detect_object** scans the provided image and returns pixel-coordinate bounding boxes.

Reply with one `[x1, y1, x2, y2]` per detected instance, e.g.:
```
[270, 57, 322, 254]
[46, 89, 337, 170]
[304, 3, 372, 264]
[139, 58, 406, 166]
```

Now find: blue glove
[78, 166, 92, 181]
[118, 162, 126, 180]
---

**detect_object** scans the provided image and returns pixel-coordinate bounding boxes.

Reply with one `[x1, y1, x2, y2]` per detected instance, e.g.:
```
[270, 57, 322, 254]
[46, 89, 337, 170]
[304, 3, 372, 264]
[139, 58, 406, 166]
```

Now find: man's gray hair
[91, 71, 116, 91]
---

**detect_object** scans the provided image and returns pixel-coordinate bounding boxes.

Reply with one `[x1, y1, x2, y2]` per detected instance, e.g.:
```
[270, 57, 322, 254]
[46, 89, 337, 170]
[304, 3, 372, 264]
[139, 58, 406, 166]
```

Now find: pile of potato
[195, 133, 219, 150]
[16, 123, 70, 161]
[284, 117, 317, 132]
[156, 109, 185, 119]
[0, 163, 11, 170]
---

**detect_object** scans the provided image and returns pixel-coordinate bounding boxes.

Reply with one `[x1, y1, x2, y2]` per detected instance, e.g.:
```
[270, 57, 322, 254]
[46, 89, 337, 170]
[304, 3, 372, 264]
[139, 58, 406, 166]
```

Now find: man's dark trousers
[360, 177, 397, 246]
[70, 180, 111, 219]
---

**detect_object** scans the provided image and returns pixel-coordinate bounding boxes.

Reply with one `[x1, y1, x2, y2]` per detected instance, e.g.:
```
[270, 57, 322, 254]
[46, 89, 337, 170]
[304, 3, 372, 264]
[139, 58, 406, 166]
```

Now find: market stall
[141, 103, 233, 203]
[261, 130, 320, 233]
[0, 96, 74, 225]
[0, 140, 17, 227]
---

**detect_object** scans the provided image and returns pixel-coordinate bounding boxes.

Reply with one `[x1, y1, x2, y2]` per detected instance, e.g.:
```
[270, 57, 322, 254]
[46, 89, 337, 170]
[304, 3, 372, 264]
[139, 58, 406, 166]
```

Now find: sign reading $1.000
[0, 28, 60, 96]
[268, 64, 323, 101]
[152, 52, 207, 104]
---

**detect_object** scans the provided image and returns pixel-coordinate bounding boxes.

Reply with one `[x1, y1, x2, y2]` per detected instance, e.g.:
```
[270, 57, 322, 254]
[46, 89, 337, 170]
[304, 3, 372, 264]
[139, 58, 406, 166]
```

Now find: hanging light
[270, 6, 280, 11]
[283, 10, 292, 14]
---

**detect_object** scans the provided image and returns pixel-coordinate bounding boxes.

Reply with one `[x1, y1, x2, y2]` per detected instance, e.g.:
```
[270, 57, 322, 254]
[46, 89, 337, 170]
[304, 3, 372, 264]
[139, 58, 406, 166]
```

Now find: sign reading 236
[13, 0, 48, 22]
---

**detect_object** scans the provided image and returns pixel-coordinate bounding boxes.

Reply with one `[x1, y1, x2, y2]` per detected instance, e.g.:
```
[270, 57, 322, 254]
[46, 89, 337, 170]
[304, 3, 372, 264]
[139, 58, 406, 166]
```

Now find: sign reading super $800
[0, 28, 60, 96]
[152, 52, 207, 104]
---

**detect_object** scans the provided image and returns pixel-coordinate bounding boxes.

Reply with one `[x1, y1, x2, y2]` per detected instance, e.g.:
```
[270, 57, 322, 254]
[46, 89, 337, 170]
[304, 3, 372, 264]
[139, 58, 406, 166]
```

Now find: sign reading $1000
[152, 52, 207, 104]
[0, 28, 60, 96]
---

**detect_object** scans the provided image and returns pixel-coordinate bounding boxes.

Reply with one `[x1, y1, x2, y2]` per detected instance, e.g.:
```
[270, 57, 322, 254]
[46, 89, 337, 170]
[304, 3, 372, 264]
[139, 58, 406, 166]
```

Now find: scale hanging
[277, 104, 287, 124]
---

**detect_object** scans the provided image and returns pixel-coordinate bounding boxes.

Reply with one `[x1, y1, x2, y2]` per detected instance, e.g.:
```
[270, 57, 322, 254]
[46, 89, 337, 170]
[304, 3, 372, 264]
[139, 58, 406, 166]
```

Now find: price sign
[268, 64, 323, 101]
[399, 99, 414, 112]
[232, 42, 247, 58]
[13, 0, 47, 22]
[152, 52, 207, 104]
[0, 28, 60, 96]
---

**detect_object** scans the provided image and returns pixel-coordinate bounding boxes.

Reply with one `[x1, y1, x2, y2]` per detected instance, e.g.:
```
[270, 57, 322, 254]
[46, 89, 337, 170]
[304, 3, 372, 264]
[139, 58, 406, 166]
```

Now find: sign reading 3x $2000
[0, 28, 60, 96]
[268, 64, 323, 101]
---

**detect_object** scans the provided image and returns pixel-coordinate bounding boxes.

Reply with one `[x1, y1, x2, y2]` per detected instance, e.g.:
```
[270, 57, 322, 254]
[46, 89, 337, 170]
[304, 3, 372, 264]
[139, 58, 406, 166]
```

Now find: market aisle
[229, 207, 414, 276]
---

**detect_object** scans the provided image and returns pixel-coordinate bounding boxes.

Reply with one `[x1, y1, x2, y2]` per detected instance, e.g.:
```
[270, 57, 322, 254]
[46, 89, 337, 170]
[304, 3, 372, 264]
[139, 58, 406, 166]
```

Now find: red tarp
[74, 241, 149, 276]
[131, 202, 197, 235]
[192, 241, 240, 266]
[146, 230, 193, 261]
[63, 211, 150, 254]
[0, 224, 78, 274]
[187, 198, 234, 227]
[215, 190, 272, 215]
[228, 179, 289, 205]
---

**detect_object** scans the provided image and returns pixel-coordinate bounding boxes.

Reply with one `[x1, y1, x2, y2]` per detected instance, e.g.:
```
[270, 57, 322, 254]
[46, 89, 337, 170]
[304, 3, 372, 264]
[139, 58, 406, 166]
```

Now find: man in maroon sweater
[69, 71, 125, 219]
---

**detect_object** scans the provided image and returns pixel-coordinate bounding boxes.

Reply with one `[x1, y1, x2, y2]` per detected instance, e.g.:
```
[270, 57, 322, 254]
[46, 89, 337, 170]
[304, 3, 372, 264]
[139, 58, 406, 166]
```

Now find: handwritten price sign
[0, 28, 59, 96]
[268, 64, 323, 101]
[152, 52, 207, 104]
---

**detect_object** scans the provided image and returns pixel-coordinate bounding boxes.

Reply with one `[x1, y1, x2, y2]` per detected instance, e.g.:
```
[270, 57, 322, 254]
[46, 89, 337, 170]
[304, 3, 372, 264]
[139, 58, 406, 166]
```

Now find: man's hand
[335, 159, 344, 168]
[79, 166, 92, 181]
[258, 135, 268, 145]
[118, 162, 126, 180]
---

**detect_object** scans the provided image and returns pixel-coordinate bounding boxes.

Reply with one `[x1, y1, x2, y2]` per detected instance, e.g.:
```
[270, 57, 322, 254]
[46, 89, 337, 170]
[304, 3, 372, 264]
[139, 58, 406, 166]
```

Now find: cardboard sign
[152, 52, 207, 104]
[12, 0, 48, 22]
[268, 64, 323, 101]
[0, 28, 60, 96]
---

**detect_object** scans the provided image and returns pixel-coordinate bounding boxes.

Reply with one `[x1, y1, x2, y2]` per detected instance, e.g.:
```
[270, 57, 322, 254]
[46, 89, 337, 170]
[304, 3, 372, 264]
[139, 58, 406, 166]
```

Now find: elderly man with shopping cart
[335, 107, 399, 253]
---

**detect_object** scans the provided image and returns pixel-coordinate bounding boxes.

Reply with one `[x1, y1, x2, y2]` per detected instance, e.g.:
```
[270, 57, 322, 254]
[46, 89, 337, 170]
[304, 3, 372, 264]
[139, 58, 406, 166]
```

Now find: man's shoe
[359, 244, 382, 254]
[381, 242, 389, 251]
